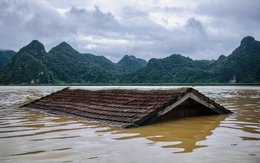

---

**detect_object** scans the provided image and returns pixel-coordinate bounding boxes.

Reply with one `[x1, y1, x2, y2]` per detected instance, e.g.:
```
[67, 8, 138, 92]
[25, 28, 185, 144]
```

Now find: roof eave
[131, 89, 232, 127]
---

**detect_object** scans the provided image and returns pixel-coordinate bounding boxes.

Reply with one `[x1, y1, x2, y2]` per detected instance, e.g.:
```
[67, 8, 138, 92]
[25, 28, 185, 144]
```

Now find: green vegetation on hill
[121, 36, 260, 83]
[0, 52, 52, 84]
[121, 54, 212, 83]
[117, 55, 147, 74]
[83, 53, 119, 73]
[0, 40, 54, 84]
[46, 42, 117, 83]
[0, 36, 259, 85]
[0, 41, 118, 84]
[0, 50, 16, 69]
[209, 36, 260, 83]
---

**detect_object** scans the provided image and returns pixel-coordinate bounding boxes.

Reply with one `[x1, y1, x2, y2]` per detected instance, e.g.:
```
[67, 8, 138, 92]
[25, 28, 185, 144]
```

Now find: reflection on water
[114, 115, 229, 153]
[0, 86, 259, 163]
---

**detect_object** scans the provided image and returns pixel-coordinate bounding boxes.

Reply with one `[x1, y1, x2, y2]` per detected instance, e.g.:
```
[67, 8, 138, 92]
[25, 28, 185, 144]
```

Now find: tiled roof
[22, 87, 232, 128]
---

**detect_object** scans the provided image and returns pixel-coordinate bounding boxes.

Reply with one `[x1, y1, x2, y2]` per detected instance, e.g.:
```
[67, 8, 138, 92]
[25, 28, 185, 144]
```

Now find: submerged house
[22, 87, 232, 128]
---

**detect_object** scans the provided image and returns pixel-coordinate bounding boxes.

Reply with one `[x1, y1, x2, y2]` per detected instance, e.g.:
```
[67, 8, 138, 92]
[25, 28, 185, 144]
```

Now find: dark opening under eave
[140, 98, 219, 126]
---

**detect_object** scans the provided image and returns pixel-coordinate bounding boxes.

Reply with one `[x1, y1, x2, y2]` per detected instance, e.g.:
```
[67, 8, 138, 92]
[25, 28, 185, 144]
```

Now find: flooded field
[0, 86, 259, 163]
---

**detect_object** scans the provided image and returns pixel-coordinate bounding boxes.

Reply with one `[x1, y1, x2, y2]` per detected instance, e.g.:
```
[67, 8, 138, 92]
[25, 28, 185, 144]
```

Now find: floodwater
[0, 86, 259, 163]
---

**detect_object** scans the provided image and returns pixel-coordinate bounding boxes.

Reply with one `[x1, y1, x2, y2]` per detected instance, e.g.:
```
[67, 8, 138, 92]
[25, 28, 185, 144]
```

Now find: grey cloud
[62, 6, 173, 60]
[25, 14, 59, 36]
[185, 17, 206, 35]
[197, 0, 260, 20]
[52, 5, 240, 61]
[0, 0, 65, 51]
[196, 0, 260, 36]
[65, 6, 123, 35]
[0, 0, 30, 50]
[0, 0, 259, 62]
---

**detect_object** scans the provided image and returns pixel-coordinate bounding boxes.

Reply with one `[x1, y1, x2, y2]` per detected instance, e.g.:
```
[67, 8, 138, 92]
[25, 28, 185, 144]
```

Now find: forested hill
[82, 53, 119, 73]
[0, 50, 16, 70]
[209, 36, 260, 83]
[0, 36, 259, 84]
[45, 42, 117, 83]
[0, 41, 53, 84]
[0, 40, 147, 84]
[0, 41, 117, 84]
[121, 54, 212, 83]
[122, 36, 260, 83]
[117, 55, 147, 74]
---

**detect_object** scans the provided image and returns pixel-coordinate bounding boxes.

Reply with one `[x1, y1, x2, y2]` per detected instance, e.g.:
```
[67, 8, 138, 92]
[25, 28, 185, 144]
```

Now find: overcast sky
[0, 0, 259, 62]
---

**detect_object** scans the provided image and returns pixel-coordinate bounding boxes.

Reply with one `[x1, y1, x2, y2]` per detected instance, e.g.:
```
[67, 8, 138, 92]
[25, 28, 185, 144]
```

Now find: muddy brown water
[0, 86, 259, 163]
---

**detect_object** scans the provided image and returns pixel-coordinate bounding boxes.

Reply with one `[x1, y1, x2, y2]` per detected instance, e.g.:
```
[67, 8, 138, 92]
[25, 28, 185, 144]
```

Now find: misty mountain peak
[58, 41, 72, 48]
[55, 42, 74, 50]
[118, 55, 147, 64]
[20, 40, 46, 56]
[117, 55, 147, 74]
[49, 41, 78, 54]
[240, 36, 255, 47]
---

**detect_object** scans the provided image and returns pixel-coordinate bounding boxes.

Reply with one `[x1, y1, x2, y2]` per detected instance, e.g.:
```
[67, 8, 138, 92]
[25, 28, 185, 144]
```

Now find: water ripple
[0, 86, 259, 163]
